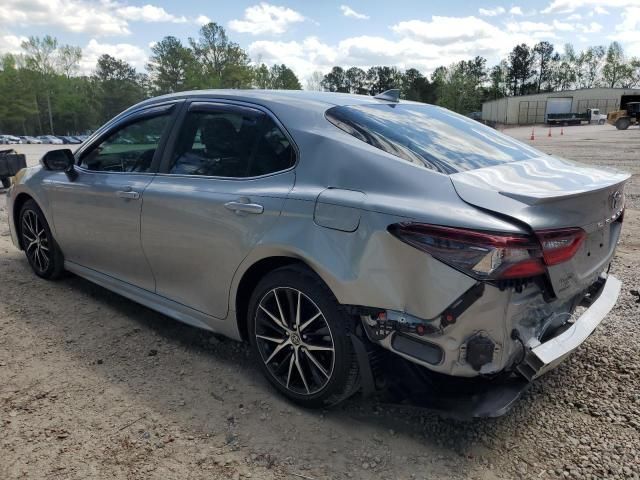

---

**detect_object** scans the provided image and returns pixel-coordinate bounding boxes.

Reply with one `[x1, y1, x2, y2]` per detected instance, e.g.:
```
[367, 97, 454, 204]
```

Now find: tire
[616, 118, 630, 130]
[598, 119, 605, 125]
[1, 177, 10, 189]
[248, 265, 360, 408]
[19, 199, 65, 279]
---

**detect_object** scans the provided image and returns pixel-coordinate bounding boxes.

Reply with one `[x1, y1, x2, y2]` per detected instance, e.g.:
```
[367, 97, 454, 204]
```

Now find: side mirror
[41, 149, 77, 180]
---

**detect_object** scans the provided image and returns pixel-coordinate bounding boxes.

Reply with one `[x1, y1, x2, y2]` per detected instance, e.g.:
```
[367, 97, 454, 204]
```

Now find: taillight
[388, 223, 585, 281]
[536, 228, 586, 266]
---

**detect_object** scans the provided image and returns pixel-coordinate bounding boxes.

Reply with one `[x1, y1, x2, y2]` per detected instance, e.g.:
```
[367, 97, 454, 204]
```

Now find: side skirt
[64, 261, 242, 340]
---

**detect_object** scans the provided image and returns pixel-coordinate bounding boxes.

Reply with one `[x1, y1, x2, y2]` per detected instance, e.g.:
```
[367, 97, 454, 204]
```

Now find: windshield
[325, 103, 543, 174]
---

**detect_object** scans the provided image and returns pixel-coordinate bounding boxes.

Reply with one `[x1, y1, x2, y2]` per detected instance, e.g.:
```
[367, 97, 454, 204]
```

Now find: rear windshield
[325, 103, 542, 174]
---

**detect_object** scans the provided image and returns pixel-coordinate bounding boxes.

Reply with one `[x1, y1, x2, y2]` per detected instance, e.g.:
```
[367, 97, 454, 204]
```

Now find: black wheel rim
[254, 287, 335, 396]
[22, 209, 50, 273]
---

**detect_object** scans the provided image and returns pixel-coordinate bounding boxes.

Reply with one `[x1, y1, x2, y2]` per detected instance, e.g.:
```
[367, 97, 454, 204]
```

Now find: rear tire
[248, 265, 359, 408]
[19, 199, 65, 279]
[616, 118, 630, 130]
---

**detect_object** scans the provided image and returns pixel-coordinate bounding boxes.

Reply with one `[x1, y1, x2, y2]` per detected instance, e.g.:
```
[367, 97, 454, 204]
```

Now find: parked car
[20, 136, 43, 144]
[0, 135, 22, 144]
[38, 135, 63, 144]
[6, 90, 628, 414]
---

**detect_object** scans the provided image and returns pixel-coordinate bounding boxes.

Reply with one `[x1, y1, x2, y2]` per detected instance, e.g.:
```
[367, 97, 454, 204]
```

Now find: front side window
[169, 107, 295, 178]
[325, 103, 544, 174]
[80, 114, 170, 173]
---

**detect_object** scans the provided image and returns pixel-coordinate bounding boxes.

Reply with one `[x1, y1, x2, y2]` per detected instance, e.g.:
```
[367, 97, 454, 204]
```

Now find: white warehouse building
[481, 87, 640, 125]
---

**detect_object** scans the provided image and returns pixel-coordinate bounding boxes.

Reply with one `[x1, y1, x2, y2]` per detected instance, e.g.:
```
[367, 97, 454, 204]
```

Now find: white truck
[546, 108, 607, 126]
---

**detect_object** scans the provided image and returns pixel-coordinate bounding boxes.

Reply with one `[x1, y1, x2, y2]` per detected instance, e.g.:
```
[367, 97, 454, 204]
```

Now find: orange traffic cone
[560, 128, 564, 136]
[530, 128, 535, 140]
[548, 128, 552, 137]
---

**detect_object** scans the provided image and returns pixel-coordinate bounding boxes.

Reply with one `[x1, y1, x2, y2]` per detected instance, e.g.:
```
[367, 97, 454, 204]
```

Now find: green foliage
[0, 24, 302, 135]
[1, 22, 638, 136]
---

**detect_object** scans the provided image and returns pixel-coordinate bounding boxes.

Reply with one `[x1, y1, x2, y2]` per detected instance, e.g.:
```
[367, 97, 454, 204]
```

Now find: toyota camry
[6, 89, 628, 414]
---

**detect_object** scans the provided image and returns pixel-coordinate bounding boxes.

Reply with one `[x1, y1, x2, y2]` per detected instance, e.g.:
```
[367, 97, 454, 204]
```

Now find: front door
[141, 101, 297, 318]
[46, 106, 176, 291]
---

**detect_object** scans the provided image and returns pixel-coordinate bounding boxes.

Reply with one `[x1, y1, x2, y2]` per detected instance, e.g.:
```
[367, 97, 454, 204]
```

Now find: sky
[0, 0, 639, 85]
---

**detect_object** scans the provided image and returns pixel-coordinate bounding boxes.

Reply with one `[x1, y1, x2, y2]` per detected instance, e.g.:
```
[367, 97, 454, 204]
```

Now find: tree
[321, 66, 347, 92]
[345, 67, 366, 94]
[533, 41, 554, 93]
[57, 45, 82, 78]
[401, 68, 435, 102]
[21, 35, 59, 133]
[366, 66, 402, 95]
[94, 54, 146, 122]
[305, 71, 324, 91]
[269, 64, 302, 89]
[254, 63, 271, 89]
[189, 22, 253, 88]
[603, 42, 629, 88]
[507, 44, 536, 96]
[147, 36, 197, 94]
[577, 45, 605, 88]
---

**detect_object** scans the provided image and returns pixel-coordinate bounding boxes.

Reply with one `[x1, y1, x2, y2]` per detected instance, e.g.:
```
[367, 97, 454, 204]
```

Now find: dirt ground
[1, 125, 639, 480]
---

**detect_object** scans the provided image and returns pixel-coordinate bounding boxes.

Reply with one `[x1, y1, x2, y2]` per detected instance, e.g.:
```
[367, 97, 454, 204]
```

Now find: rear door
[46, 103, 177, 291]
[141, 100, 296, 318]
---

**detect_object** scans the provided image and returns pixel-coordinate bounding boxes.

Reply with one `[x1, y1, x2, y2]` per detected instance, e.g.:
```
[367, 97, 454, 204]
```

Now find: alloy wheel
[22, 209, 50, 273]
[254, 287, 335, 395]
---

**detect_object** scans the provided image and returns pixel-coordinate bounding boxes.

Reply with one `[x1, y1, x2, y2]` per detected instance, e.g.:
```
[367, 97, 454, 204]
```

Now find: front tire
[616, 118, 630, 130]
[248, 265, 359, 408]
[19, 199, 65, 279]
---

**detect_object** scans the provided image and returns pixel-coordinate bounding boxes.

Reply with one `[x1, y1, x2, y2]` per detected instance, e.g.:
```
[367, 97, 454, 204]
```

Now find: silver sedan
[6, 90, 628, 413]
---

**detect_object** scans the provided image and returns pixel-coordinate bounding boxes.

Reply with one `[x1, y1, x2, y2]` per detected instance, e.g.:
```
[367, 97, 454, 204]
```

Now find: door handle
[224, 200, 264, 215]
[116, 190, 140, 200]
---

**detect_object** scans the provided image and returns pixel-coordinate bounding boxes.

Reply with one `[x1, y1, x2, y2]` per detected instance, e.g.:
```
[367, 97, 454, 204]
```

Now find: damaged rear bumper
[517, 273, 621, 381]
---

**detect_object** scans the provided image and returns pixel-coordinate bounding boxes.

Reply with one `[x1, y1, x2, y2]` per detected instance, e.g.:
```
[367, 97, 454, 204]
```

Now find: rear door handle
[116, 190, 140, 200]
[224, 200, 264, 215]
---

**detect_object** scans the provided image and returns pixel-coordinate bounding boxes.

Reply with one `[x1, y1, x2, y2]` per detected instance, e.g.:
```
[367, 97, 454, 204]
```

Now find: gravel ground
[1, 126, 639, 479]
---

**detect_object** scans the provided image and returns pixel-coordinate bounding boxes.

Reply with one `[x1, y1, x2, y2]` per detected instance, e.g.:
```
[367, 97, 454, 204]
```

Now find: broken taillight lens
[388, 223, 585, 281]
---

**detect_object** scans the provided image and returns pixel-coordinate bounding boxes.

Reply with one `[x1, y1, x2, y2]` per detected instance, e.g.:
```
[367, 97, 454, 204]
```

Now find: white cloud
[79, 38, 148, 74]
[251, 15, 556, 84]
[617, 7, 640, 32]
[542, 0, 637, 14]
[479, 7, 506, 16]
[0, 33, 28, 54]
[195, 15, 212, 26]
[340, 5, 369, 20]
[567, 13, 582, 20]
[509, 6, 524, 15]
[228, 3, 304, 35]
[506, 21, 555, 33]
[553, 19, 575, 31]
[0, 0, 191, 37]
[116, 5, 187, 23]
[580, 21, 603, 32]
[593, 6, 610, 14]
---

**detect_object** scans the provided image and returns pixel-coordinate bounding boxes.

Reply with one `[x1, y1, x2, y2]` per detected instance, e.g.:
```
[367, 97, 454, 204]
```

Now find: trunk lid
[450, 156, 629, 298]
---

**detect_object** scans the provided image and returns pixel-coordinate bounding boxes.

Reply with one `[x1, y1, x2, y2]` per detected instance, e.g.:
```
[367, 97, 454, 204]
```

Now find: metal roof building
[482, 87, 640, 125]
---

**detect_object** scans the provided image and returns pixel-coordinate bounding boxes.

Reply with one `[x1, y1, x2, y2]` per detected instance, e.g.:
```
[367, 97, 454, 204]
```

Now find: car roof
[132, 89, 400, 114]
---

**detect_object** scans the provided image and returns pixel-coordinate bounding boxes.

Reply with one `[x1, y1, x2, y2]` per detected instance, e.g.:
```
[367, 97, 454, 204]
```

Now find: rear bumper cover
[517, 273, 621, 380]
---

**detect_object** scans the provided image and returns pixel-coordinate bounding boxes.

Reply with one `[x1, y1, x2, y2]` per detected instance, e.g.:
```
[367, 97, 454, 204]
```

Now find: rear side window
[169, 107, 295, 178]
[325, 103, 543, 174]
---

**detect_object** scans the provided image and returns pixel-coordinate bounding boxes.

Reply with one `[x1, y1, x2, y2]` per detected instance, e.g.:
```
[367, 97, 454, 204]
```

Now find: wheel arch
[232, 254, 329, 341]
[12, 192, 36, 249]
